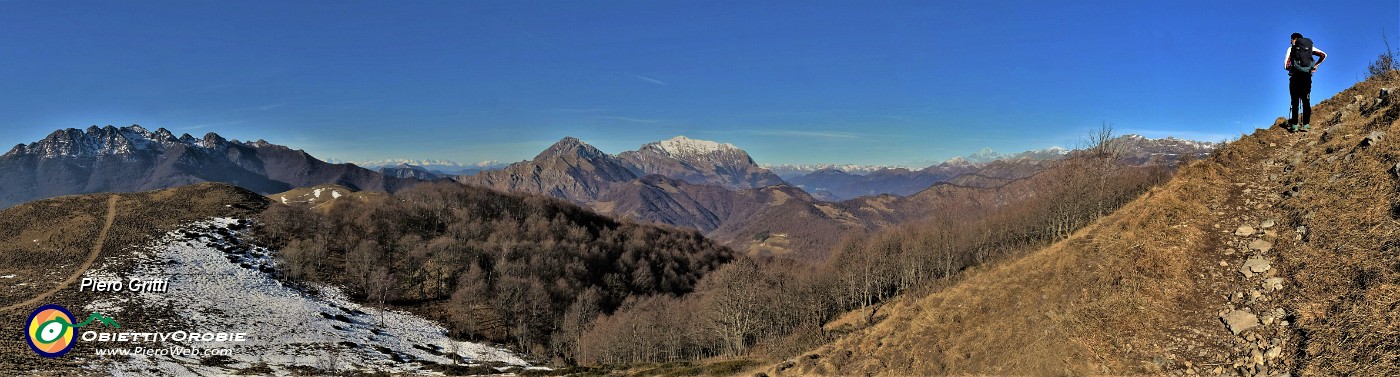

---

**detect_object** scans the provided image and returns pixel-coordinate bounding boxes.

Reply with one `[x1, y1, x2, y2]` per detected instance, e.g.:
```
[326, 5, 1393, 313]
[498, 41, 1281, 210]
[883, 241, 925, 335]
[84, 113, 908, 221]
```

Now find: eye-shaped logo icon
[26, 304, 77, 358]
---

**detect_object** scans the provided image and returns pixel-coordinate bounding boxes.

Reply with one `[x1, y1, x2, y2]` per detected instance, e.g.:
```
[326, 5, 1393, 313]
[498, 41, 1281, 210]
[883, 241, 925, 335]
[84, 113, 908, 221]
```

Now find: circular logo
[26, 304, 76, 358]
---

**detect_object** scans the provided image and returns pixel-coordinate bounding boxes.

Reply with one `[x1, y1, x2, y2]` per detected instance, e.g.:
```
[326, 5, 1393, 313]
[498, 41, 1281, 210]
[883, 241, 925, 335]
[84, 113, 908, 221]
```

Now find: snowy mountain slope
[616, 136, 786, 190]
[647, 136, 741, 160]
[81, 218, 533, 375]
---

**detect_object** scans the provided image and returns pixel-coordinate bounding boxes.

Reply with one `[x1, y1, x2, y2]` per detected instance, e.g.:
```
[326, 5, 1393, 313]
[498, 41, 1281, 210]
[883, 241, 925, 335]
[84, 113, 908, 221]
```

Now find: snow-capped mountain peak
[646, 136, 741, 158]
[965, 147, 1001, 163]
[614, 135, 784, 189]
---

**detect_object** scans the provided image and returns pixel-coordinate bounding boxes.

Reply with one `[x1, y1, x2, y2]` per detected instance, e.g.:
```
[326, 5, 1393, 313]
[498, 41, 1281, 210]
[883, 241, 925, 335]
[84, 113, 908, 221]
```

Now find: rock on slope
[766, 73, 1400, 376]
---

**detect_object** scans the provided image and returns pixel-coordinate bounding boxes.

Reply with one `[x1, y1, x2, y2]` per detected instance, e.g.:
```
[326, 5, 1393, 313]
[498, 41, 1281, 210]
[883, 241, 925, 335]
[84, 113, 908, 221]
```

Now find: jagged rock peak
[537, 137, 608, 160]
[200, 132, 229, 149]
[3, 124, 242, 159]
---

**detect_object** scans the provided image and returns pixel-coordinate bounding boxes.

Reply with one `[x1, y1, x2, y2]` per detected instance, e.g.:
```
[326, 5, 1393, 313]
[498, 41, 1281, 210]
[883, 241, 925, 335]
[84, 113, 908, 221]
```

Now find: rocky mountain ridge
[0, 125, 418, 209]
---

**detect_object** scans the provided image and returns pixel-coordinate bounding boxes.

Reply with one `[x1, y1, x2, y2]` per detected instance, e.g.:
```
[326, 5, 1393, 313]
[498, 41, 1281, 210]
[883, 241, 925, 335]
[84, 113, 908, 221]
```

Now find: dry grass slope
[767, 71, 1400, 376]
[1269, 70, 1400, 375]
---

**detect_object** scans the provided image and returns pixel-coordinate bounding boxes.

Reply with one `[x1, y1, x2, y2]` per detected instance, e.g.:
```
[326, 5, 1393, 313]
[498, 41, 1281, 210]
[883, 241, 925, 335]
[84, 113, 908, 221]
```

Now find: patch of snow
[313, 188, 324, 198]
[279, 196, 287, 204]
[331, 190, 342, 199]
[85, 218, 531, 375]
[0, 274, 14, 279]
[83, 297, 127, 316]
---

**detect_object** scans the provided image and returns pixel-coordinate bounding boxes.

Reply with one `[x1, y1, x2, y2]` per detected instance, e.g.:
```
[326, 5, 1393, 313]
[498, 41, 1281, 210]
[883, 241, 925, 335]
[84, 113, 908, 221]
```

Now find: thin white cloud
[632, 74, 669, 86]
[181, 120, 245, 130]
[597, 116, 662, 124]
[256, 103, 287, 111]
[545, 108, 609, 113]
[524, 31, 565, 51]
[748, 130, 864, 139]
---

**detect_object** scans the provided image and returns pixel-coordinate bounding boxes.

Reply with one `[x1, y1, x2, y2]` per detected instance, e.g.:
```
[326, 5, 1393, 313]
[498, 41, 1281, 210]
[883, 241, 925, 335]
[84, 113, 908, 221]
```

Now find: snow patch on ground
[0, 274, 14, 279]
[83, 218, 531, 375]
[331, 190, 342, 199]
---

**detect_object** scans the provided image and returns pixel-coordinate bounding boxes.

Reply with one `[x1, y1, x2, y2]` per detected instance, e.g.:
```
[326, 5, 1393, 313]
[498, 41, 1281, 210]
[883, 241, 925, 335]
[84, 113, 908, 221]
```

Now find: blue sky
[0, 1, 1395, 166]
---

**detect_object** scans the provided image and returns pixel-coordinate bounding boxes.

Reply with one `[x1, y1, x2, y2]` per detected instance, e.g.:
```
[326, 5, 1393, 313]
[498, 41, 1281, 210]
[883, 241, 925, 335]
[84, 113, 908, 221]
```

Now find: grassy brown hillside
[766, 72, 1400, 376]
[0, 183, 268, 372]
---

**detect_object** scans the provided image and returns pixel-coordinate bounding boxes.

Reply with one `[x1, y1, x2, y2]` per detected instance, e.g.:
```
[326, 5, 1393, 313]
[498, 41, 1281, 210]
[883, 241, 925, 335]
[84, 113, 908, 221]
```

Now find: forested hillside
[569, 135, 1175, 368]
[253, 182, 734, 362]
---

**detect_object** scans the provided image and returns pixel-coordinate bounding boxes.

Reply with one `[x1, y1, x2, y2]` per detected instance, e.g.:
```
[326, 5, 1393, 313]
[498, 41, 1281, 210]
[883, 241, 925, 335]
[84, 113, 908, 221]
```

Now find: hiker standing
[1285, 32, 1327, 132]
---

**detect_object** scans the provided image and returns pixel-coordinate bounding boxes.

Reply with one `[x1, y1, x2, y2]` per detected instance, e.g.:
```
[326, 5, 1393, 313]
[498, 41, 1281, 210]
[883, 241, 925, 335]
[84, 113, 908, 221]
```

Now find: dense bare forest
[253, 182, 734, 362]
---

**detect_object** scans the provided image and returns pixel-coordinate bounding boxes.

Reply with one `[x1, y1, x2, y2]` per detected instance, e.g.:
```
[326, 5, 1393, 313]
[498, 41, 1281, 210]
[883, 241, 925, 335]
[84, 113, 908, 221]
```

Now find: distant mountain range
[763, 147, 1069, 179]
[0, 125, 1221, 259]
[785, 135, 1218, 200]
[1108, 134, 1221, 165]
[0, 125, 420, 208]
[377, 163, 442, 180]
[764, 164, 908, 179]
[333, 158, 509, 175]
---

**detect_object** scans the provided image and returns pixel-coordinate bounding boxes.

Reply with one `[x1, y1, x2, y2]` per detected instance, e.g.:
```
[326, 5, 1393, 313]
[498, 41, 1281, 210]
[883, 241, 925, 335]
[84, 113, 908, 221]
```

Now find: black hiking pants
[1290, 74, 1312, 126]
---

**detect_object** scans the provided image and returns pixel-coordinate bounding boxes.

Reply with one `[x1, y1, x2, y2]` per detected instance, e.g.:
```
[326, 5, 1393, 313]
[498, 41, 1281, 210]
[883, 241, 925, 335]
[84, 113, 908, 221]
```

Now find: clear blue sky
[0, 1, 1395, 166]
